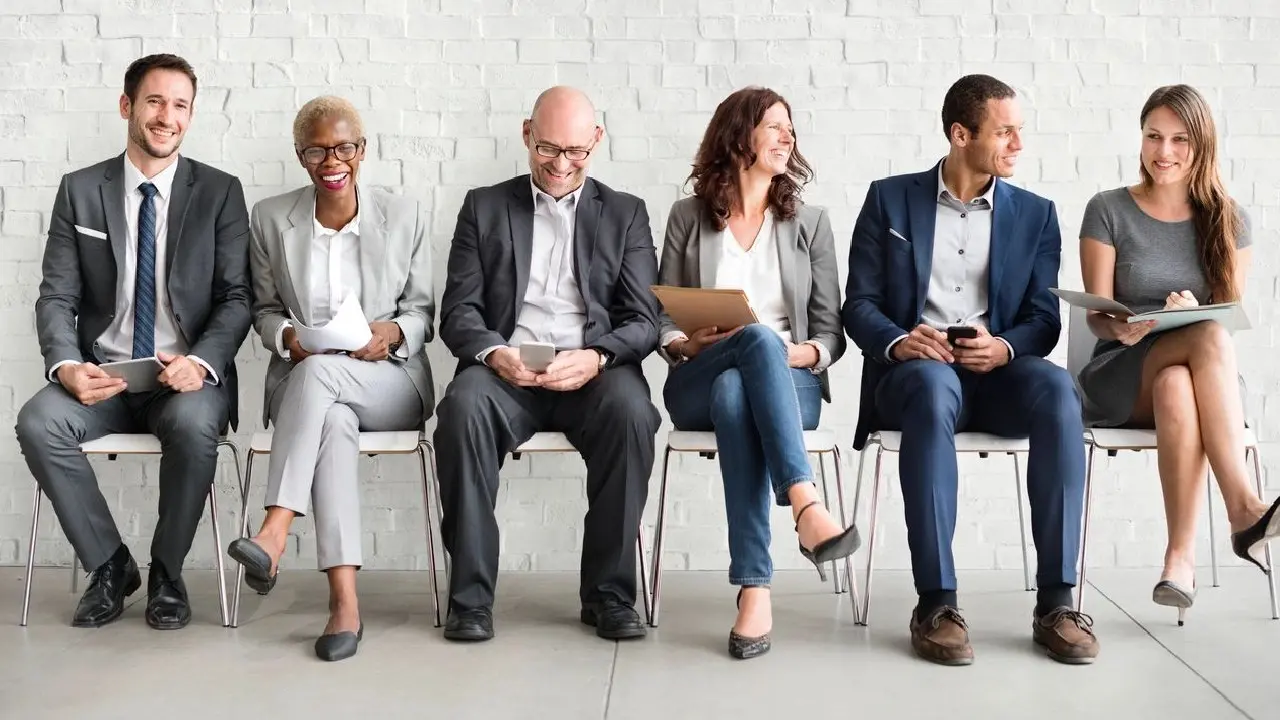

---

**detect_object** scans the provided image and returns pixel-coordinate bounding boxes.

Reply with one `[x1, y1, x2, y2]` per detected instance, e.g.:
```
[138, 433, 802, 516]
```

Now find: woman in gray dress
[1077, 84, 1280, 623]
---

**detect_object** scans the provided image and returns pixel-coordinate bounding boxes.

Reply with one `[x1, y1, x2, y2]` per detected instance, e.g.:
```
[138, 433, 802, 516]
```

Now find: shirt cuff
[48, 359, 80, 383]
[661, 330, 688, 351]
[188, 356, 220, 386]
[885, 334, 909, 362]
[476, 345, 506, 365]
[803, 339, 831, 373]
[274, 321, 293, 361]
[995, 336, 1015, 361]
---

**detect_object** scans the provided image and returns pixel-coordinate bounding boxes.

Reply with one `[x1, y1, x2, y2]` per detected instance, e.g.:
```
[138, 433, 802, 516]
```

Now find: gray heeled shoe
[728, 587, 771, 660]
[1152, 580, 1196, 626]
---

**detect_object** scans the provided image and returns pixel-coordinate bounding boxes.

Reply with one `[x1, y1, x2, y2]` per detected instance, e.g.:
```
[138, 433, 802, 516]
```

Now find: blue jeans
[664, 324, 822, 586]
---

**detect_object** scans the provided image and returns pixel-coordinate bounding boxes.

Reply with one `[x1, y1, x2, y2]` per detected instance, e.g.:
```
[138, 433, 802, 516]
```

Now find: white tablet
[99, 357, 166, 393]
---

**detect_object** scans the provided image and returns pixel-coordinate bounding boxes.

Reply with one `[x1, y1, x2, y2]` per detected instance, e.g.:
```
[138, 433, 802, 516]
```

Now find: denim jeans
[664, 324, 822, 586]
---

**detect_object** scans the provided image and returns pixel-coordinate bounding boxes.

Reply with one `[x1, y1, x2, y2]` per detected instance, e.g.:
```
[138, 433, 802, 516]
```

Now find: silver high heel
[1152, 580, 1197, 627]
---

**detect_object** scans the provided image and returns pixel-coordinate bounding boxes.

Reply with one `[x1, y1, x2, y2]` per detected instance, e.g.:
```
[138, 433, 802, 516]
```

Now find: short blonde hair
[292, 95, 364, 148]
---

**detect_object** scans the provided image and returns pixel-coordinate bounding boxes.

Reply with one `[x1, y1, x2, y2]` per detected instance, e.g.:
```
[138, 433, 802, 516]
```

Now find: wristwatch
[593, 348, 613, 371]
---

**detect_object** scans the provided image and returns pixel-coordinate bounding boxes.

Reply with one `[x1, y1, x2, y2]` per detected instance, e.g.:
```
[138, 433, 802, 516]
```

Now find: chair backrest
[1065, 306, 1095, 381]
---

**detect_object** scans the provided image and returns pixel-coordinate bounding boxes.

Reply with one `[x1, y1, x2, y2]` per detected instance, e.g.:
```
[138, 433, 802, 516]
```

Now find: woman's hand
[786, 341, 820, 369]
[1100, 314, 1156, 346]
[1164, 290, 1199, 310]
[667, 326, 741, 359]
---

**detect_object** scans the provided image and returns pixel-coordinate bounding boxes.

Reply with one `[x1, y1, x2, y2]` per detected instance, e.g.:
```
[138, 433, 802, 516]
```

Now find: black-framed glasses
[531, 127, 599, 162]
[298, 139, 365, 165]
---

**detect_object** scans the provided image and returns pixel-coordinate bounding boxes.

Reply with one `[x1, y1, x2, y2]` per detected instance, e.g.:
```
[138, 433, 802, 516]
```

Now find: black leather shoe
[227, 538, 277, 595]
[581, 600, 646, 640]
[443, 607, 494, 642]
[315, 623, 363, 662]
[71, 548, 141, 628]
[145, 565, 192, 630]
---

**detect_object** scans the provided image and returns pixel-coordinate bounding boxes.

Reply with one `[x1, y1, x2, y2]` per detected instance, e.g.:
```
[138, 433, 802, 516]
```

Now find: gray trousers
[265, 355, 424, 570]
[15, 383, 229, 576]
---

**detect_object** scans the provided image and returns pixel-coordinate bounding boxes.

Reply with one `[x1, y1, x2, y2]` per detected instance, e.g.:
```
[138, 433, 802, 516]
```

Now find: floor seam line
[1089, 579, 1254, 720]
[602, 641, 619, 720]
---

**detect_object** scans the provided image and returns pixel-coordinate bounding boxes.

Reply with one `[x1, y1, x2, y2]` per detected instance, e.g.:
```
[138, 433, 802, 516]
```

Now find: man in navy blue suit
[843, 75, 1098, 666]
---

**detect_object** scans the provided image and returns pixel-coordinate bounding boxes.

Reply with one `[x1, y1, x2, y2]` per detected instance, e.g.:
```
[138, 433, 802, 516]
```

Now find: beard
[129, 116, 181, 160]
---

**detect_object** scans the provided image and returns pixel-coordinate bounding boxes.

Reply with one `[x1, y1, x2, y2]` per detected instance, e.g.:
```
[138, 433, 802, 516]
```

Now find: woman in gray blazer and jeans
[658, 87, 858, 659]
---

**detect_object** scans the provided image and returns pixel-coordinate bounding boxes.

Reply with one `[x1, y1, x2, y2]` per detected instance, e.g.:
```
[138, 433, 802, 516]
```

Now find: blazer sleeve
[186, 176, 253, 376]
[805, 207, 846, 365]
[842, 181, 909, 361]
[997, 199, 1063, 358]
[34, 174, 86, 376]
[439, 189, 510, 361]
[654, 201, 694, 366]
[249, 201, 291, 357]
[589, 197, 660, 365]
[390, 199, 435, 357]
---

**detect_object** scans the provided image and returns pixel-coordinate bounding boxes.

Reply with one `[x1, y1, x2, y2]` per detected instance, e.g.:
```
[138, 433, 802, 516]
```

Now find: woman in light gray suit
[227, 96, 434, 661]
[658, 87, 857, 659]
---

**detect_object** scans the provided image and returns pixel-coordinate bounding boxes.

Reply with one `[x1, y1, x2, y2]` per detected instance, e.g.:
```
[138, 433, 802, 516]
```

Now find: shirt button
[954, 286, 961, 292]
[961, 213, 967, 219]
[958, 249, 965, 255]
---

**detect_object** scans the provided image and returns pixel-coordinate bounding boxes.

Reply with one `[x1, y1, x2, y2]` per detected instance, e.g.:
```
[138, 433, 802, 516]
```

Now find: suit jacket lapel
[573, 179, 600, 300]
[908, 168, 939, 318]
[507, 180, 535, 320]
[988, 179, 1015, 320]
[100, 154, 127, 280]
[282, 187, 315, 325]
[165, 157, 194, 281]
[697, 211, 717, 287]
[774, 215, 801, 328]
[355, 184, 385, 313]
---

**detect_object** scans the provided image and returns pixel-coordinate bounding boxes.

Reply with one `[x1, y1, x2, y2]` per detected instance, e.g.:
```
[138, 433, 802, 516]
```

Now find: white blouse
[713, 210, 793, 342]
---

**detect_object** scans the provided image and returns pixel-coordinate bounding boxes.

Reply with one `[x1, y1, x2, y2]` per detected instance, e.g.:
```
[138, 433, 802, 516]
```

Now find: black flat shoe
[145, 566, 191, 630]
[581, 600, 646, 640]
[1231, 496, 1280, 574]
[228, 538, 277, 595]
[72, 547, 141, 628]
[443, 607, 494, 642]
[795, 500, 861, 582]
[315, 623, 363, 662]
[728, 586, 771, 660]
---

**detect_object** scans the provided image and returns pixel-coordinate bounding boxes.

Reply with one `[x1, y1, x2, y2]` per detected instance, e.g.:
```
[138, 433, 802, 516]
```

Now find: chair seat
[513, 432, 576, 453]
[79, 433, 164, 454]
[249, 430, 422, 454]
[869, 431, 1030, 454]
[666, 429, 839, 453]
[1089, 426, 1258, 450]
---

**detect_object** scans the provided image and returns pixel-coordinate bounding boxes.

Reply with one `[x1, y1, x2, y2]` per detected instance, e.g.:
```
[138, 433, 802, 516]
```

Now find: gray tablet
[99, 357, 166, 393]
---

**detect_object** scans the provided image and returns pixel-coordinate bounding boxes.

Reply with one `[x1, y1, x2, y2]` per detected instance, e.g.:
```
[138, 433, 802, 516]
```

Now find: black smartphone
[946, 325, 978, 344]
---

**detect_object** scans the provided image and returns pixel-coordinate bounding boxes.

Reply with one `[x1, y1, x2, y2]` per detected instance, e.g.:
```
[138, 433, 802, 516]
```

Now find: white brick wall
[0, 1, 1277, 579]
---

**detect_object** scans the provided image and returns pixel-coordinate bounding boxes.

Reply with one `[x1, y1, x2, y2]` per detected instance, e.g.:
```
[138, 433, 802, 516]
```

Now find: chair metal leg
[231, 449, 258, 629]
[636, 531, 651, 626]
[832, 445, 860, 623]
[417, 442, 442, 628]
[1206, 469, 1220, 588]
[1011, 452, 1034, 592]
[70, 554, 78, 594]
[1249, 448, 1278, 620]
[20, 486, 42, 627]
[848, 441, 871, 624]
[208, 484, 229, 628]
[860, 445, 885, 626]
[1077, 443, 1096, 614]
[816, 452, 840, 594]
[648, 446, 673, 628]
[427, 443, 450, 584]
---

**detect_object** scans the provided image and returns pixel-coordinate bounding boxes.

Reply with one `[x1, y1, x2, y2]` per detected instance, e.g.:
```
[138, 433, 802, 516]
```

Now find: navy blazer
[841, 161, 1064, 449]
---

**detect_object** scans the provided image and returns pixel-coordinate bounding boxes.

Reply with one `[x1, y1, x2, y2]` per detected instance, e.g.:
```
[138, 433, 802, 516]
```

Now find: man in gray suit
[435, 86, 661, 642]
[15, 55, 251, 630]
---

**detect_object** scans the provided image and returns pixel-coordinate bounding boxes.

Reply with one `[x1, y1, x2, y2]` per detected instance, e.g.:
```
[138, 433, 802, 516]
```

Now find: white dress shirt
[478, 178, 588, 362]
[274, 208, 363, 360]
[51, 155, 218, 384]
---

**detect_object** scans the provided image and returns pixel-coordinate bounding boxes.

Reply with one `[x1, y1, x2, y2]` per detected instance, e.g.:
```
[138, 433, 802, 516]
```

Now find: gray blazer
[35, 154, 252, 428]
[657, 196, 846, 401]
[249, 184, 435, 425]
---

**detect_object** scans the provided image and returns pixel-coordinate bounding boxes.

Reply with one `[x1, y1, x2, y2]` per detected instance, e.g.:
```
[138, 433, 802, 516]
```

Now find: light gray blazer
[249, 184, 435, 425]
[657, 196, 846, 401]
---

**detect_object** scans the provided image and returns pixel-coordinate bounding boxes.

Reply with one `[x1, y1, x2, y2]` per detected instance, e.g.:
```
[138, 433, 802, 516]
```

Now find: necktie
[132, 181, 158, 359]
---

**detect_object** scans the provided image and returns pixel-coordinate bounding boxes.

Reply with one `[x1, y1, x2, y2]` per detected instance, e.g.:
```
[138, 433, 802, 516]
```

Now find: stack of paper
[288, 295, 373, 353]
[1050, 288, 1250, 333]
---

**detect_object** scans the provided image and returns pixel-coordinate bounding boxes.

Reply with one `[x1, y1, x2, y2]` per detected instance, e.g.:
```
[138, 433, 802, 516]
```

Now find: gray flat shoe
[315, 623, 363, 662]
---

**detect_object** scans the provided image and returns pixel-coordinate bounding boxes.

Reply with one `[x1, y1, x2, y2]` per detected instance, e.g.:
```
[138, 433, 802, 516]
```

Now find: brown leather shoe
[909, 606, 974, 666]
[1033, 607, 1099, 665]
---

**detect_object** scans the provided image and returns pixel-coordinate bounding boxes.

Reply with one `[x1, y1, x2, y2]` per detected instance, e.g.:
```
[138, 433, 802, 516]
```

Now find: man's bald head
[523, 86, 603, 199]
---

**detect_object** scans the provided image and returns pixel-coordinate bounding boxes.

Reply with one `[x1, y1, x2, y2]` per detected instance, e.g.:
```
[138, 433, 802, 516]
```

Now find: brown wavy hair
[1139, 85, 1241, 302]
[687, 87, 813, 231]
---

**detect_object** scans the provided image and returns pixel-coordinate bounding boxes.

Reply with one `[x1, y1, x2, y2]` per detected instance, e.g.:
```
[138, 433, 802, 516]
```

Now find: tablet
[650, 286, 759, 336]
[99, 357, 166, 393]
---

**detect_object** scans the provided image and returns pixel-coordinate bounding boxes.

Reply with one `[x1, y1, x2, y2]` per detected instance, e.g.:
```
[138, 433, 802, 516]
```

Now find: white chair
[421, 431, 651, 627]
[20, 433, 242, 628]
[1067, 306, 1278, 618]
[850, 430, 1034, 625]
[647, 429, 856, 627]
[230, 430, 442, 628]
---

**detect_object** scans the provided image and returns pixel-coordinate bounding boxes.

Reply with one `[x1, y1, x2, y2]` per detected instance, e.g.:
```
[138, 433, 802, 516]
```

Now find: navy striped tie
[132, 181, 158, 359]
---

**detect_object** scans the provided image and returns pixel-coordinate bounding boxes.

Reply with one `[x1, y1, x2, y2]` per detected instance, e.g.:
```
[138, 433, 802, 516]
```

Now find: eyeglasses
[298, 140, 364, 165]
[530, 127, 599, 162]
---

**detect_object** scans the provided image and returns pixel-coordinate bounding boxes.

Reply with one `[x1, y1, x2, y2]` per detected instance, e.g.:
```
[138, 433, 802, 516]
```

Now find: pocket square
[74, 225, 108, 240]
[888, 228, 909, 243]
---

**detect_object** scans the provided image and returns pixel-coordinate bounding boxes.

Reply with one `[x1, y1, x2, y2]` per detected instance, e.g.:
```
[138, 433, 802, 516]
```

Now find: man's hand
[57, 362, 127, 406]
[891, 324, 955, 364]
[666, 325, 741, 360]
[786, 341, 820, 369]
[951, 325, 1010, 374]
[350, 322, 400, 362]
[282, 327, 313, 363]
[156, 351, 208, 392]
[538, 349, 601, 392]
[486, 346, 540, 387]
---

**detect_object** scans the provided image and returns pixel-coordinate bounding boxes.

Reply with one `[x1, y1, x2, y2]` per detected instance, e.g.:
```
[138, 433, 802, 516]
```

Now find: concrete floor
[2, 567, 1278, 720]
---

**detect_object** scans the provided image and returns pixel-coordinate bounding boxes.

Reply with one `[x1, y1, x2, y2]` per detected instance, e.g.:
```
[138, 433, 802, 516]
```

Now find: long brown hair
[1139, 85, 1241, 301]
[687, 87, 813, 231]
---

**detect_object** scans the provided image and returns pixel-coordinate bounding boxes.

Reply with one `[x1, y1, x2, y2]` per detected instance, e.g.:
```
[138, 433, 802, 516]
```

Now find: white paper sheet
[1050, 288, 1250, 333]
[289, 295, 373, 353]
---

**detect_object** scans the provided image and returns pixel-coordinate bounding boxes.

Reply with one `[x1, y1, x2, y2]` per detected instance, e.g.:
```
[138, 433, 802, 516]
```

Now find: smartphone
[946, 325, 978, 344]
[519, 341, 556, 372]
